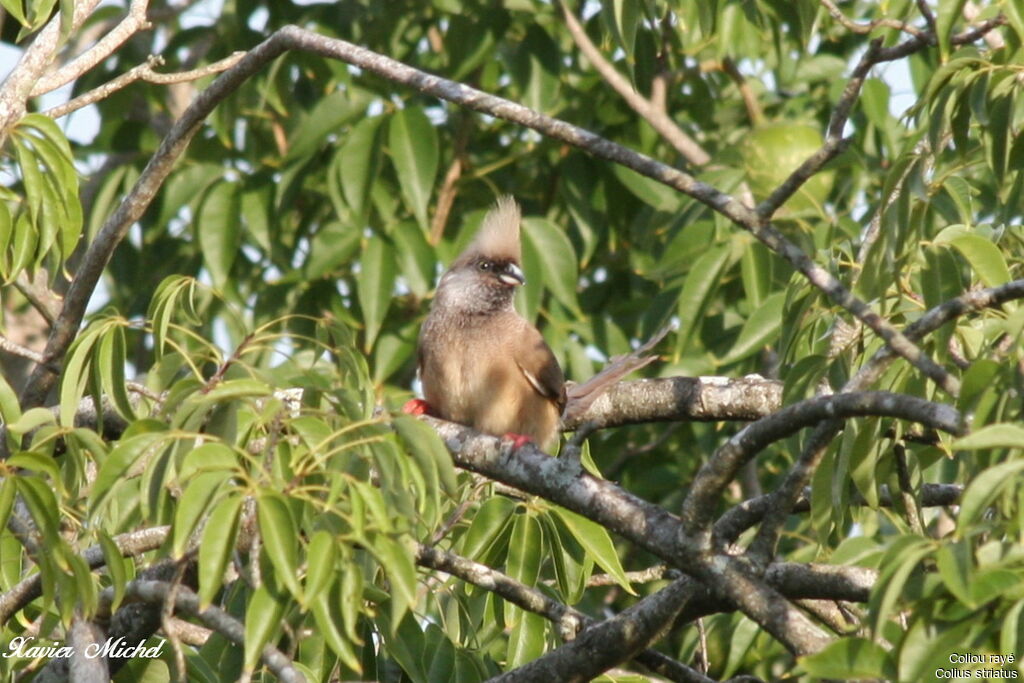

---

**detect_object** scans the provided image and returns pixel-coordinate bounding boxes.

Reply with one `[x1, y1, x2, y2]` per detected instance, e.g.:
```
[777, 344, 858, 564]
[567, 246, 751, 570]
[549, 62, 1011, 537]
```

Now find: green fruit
[741, 122, 835, 214]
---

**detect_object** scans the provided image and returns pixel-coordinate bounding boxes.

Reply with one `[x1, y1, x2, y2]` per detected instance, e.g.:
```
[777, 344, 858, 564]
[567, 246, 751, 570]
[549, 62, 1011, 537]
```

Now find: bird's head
[435, 196, 526, 315]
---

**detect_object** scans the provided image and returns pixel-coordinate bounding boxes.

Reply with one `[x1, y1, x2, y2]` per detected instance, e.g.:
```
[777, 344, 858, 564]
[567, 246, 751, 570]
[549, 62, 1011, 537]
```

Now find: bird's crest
[468, 196, 522, 263]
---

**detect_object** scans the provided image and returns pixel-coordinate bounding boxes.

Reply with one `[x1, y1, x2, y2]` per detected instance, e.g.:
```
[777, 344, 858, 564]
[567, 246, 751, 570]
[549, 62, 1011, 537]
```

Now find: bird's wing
[513, 326, 565, 406]
[562, 323, 672, 422]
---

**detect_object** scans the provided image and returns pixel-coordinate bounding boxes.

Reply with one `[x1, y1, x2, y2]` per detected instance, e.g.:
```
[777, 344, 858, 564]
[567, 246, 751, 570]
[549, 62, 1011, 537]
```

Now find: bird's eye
[478, 260, 492, 271]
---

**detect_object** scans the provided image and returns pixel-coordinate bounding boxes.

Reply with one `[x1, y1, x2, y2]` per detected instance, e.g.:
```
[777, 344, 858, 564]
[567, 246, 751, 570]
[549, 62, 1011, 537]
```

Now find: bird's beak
[498, 263, 526, 287]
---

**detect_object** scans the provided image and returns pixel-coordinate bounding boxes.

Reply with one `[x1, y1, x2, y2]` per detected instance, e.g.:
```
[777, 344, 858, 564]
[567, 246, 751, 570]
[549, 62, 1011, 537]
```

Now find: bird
[407, 196, 565, 449]
[404, 196, 667, 451]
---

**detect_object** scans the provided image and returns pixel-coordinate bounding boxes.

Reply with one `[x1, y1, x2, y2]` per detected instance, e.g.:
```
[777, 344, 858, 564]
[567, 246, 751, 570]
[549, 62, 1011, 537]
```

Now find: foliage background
[1, 0, 1023, 681]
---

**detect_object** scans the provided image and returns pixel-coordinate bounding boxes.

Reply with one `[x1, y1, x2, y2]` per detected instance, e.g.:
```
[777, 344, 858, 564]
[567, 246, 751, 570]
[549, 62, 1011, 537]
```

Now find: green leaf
[936, 0, 969, 62]
[676, 245, 731, 352]
[936, 541, 973, 606]
[392, 220, 436, 298]
[800, 637, 896, 679]
[611, 164, 682, 212]
[200, 378, 272, 404]
[306, 222, 360, 279]
[197, 180, 241, 288]
[244, 584, 286, 674]
[459, 496, 515, 563]
[172, 471, 229, 558]
[504, 510, 543, 625]
[552, 506, 636, 595]
[970, 568, 1020, 606]
[257, 491, 303, 601]
[370, 534, 418, 627]
[6, 406, 56, 436]
[0, 479, 15, 536]
[15, 476, 61, 545]
[89, 428, 168, 516]
[957, 459, 1024, 529]
[97, 532, 128, 613]
[0, 0, 28, 25]
[507, 611, 546, 669]
[940, 233, 1012, 288]
[97, 322, 136, 422]
[869, 536, 934, 634]
[521, 216, 581, 316]
[860, 78, 891, 130]
[311, 585, 363, 673]
[355, 235, 396, 351]
[286, 90, 364, 162]
[10, 210, 38, 279]
[718, 291, 785, 364]
[7, 451, 60, 483]
[339, 559, 363, 642]
[953, 424, 1024, 450]
[508, 24, 562, 113]
[336, 116, 383, 221]
[59, 321, 104, 428]
[388, 107, 438, 231]
[603, 0, 639, 57]
[198, 494, 243, 608]
[304, 530, 338, 603]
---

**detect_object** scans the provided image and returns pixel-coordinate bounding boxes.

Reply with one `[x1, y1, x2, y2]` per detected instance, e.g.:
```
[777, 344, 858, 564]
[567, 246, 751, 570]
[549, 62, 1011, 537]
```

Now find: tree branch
[428, 418, 828, 655]
[44, 52, 246, 120]
[679, 391, 964, 541]
[29, 0, 152, 98]
[492, 577, 709, 683]
[0, 526, 169, 624]
[0, 0, 102, 144]
[713, 483, 962, 546]
[818, 0, 928, 39]
[565, 375, 783, 429]
[416, 544, 703, 682]
[559, 0, 711, 166]
[103, 580, 304, 683]
[18, 24, 959, 414]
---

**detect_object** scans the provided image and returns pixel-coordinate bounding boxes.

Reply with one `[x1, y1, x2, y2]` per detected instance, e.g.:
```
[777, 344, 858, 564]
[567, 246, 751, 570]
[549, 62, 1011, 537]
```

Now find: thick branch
[493, 577, 707, 683]
[108, 580, 304, 683]
[713, 484, 962, 545]
[0, 526, 169, 624]
[565, 375, 783, 429]
[428, 418, 829, 655]
[19, 25, 955, 416]
[417, 544, 701, 682]
[679, 392, 963, 539]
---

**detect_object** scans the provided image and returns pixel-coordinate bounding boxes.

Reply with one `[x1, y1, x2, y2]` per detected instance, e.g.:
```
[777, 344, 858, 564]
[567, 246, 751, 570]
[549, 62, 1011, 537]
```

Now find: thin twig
[819, 0, 928, 39]
[416, 544, 702, 682]
[0, 525, 169, 624]
[13, 271, 62, 326]
[679, 391, 964, 542]
[0, 334, 45, 364]
[0, 0, 102, 145]
[894, 443, 925, 535]
[102, 580, 305, 683]
[559, 0, 710, 166]
[29, 0, 153, 98]
[45, 52, 246, 119]
[19, 25, 977, 408]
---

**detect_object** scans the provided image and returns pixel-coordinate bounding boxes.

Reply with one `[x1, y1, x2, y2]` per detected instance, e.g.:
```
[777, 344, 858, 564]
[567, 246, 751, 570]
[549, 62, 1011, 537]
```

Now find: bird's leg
[402, 398, 434, 416]
[502, 433, 534, 450]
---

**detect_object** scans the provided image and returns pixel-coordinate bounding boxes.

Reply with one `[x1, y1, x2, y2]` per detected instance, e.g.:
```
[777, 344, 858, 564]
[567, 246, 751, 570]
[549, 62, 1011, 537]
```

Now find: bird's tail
[561, 324, 672, 424]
